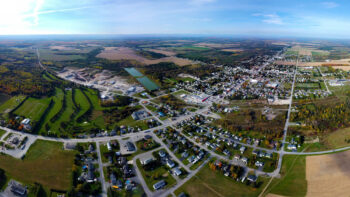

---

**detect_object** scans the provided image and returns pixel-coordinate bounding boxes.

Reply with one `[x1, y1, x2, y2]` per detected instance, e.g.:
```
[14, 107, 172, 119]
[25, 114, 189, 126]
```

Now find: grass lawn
[0, 140, 76, 191]
[264, 155, 307, 197]
[13, 97, 51, 121]
[38, 88, 64, 133]
[175, 163, 269, 197]
[74, 88, 91, 121]
[136, 159, 176, 191]
[0, 95, 26, 114]
[323, 127, 350, 149]
[50, 90, 74, 133]
[117, 116, 149, 130]
[0, 129, 6, 139]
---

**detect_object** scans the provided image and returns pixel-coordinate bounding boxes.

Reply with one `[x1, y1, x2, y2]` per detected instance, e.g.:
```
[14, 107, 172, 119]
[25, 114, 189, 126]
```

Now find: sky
[0, 0, 350, 38]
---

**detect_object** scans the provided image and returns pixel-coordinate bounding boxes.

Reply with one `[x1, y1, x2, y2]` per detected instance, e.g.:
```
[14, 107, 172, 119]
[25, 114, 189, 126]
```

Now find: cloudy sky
[0, 0, 349, 38]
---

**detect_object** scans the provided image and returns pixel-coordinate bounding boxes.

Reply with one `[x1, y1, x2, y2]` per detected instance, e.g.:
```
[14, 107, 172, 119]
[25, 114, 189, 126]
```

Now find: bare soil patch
[194, 42, 240, 49]
[146, 48, 176, 56]
[97, 47, 193, 66]
[306, 151, 350, 197]
[221, 48, 244, 52]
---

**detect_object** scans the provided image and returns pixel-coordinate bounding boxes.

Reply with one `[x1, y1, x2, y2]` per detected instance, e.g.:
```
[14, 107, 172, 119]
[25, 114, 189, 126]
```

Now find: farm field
[97, 47, 194, 66]
[0, 140, 76, 192]
[175, 163, 269, 197]
[13, 97, 52, 121]
[265, 155, 307, 197]
[305, 150, 350, 197]
[39, 49, 85, 61]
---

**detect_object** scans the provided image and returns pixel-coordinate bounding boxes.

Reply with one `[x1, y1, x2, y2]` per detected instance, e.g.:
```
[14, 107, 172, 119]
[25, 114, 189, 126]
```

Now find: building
[140, 157, 154, 165]
[167, 159, 175, 168]
[153, 180, 166, 190]
[10, 181, 27, 196]
[247, 175, 257, 182]
[174, 167, 182, 176]
[126, 142, 136, 152]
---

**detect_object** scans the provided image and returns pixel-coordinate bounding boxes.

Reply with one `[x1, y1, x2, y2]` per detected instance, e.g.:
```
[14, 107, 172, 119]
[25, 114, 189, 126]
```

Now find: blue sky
[1, 0, 350, 38]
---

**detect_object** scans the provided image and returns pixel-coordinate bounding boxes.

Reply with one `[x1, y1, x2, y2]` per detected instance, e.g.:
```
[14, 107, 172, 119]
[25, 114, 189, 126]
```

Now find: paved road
[273, 57, 298, 177]
[96, 142, 107, 197]
[316, 66, 331, 93]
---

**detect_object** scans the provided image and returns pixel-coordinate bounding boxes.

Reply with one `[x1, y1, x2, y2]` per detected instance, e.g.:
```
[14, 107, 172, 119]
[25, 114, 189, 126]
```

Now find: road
[316, 66, 331, 93]
[96, 142, 107, 197]
[273, 57, 298, 177]
[36, 48, 46, 70]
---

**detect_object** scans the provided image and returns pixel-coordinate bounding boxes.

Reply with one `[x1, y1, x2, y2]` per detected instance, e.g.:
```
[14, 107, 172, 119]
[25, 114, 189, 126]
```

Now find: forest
[291, 98, 350, 133]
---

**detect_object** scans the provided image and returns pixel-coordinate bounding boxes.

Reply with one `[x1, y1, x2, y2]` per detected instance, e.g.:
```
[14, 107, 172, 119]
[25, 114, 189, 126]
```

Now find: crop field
[175, 163, 269, 197]
[306, 151, 350, 197]
[39, 49, 84, 61]
[0, 140, 76, 191]
[14, 97, 51, 121]
[0, 95, 26, 114]
[146, 48, 176, 56]
[97, 47, 193, 66]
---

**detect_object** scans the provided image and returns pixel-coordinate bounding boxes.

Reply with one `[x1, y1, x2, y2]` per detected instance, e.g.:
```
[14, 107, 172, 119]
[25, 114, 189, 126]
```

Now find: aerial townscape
[1, 0, 350, 197]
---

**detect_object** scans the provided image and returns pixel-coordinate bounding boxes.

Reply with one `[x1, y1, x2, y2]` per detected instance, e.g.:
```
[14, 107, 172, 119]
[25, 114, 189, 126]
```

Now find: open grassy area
[13, 97, 52, 121]
[175, 163, 269, 197]
[74, 88, 91, 121]
[264, 155, 307, 197]
[322, 127, 350, 149]
[39, 49, 84, 61]
[0, 95, 27, 114]
[136, 159, 176, 191]
[0, 140, 76, 191]
[0, 129, 6, 139]
[50, 90, 74, 133]
[116, 115, 149, 130]
[38, 88, 64, 134]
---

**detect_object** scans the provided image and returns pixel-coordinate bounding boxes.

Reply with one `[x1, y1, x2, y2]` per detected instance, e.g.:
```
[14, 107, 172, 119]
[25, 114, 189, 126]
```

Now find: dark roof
[126, 142, 135, 151]
[10, 182, 26, 196]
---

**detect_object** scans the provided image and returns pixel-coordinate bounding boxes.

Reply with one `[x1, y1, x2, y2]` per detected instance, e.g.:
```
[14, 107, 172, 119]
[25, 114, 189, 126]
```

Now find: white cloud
[321, 2, 339, 8]
[253, 13, 283, 25]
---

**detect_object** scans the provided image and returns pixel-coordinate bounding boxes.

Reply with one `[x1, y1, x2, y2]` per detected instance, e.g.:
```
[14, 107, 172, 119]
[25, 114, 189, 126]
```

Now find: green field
[264, 155, 307, 197]
[295, 82, 320, 89]
[0, 95, 26, 114]
[49, 90, 75, 133]
[38, 88, 64, 134]
[175, 163, 269, 197]
[74, 89, 91, 121]
[14, 97, 52, 121]
[0, 140, 76, 192]
[136, 159, 176, 191]
[0, 129, 6, 138]
[39, 49, 84, 61]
